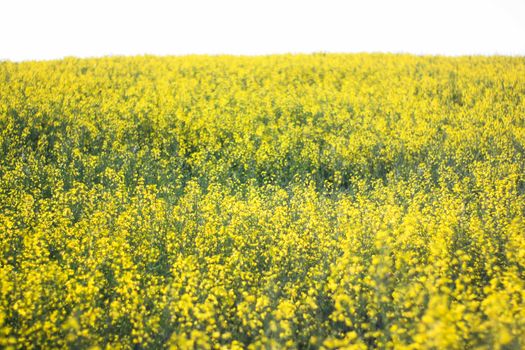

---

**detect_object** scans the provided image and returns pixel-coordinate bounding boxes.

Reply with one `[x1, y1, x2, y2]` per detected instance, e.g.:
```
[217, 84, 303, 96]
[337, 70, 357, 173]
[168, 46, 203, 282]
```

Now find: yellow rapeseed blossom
[0, 53, 524, 348]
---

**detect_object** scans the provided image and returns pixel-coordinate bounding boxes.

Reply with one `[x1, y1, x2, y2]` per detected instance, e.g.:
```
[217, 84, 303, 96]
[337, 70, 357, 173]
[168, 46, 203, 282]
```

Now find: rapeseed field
[0, 54, 524, 349]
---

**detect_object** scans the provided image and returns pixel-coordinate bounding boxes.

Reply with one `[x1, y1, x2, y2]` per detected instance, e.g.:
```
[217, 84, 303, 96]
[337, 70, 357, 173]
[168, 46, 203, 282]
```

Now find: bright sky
[1, 0, 525, 61]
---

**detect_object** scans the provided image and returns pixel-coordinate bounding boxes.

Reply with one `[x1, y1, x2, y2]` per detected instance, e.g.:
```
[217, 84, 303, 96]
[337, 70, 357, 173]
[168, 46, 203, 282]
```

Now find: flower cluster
[0, 54, 524, 349]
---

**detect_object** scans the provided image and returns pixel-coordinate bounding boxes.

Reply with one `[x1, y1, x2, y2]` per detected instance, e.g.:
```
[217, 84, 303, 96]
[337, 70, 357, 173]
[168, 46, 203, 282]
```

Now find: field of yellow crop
[1, 54, 524, 349]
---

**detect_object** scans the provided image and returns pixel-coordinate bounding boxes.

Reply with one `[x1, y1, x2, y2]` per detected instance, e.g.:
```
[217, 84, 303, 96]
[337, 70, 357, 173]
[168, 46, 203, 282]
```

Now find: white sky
[1, 0, 525, 61]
